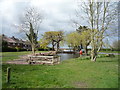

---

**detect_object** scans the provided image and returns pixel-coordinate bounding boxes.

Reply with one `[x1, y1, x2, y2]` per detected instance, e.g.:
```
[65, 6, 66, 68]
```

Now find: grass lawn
[1, 51, 47, 62]
[1, 51, 119, 88]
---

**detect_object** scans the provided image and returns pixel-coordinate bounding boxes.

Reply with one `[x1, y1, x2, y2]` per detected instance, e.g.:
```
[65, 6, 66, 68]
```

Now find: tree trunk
[56, 42, 60, 51]
[84, 46, 88, 55]
[91, 55, 97, 62]
[52, 42, 55, 51]
[80, 44, 83, 49]
[73, 47, 75, 52]
[69, 46, 71, 52]
[52, 45, 55, 51]
[91, 48, 97, 62]
[32, 45, 35, 55]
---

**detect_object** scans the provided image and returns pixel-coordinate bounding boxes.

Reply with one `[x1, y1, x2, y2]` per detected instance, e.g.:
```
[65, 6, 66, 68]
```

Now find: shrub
[2, 47, 27, 52]
[105, 54, 115, 57]
[2, 47, 17, 52]
[15, 47, 20, 52]
[100, 48, 112, 51]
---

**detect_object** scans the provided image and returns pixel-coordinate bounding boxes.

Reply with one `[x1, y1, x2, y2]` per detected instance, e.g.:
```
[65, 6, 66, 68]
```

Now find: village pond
[57, 53, 80, 61]
[57, 51, 120, 61]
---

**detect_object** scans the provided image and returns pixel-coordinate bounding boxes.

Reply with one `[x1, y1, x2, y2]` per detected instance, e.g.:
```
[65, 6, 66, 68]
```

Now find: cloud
[0, 0, 79, 39]
[0, 0, 118, 48]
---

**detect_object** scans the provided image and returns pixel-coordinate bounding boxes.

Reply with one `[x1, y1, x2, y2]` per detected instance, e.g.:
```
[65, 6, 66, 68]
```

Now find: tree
[54, 31, 64, 51]
[80, 30, 91, 55]
[41, 31, 64, 51]
[76, 25, 89, 33]
[26, 23, 38, 54]
[79, 1, 117, 61]
[76, 25, 91, 55]
[39, 38, 49, 49]
[19, 7, 43, 54]
[66, 32, 81, 51]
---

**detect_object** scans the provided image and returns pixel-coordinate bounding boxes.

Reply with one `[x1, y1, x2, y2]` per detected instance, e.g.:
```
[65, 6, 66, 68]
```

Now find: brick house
[1, 34, 31, 50]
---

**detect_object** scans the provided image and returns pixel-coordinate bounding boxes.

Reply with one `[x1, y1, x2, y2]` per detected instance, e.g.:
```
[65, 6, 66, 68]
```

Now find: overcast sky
[0, 0, 119, 47]
[0, 0, 83, 39]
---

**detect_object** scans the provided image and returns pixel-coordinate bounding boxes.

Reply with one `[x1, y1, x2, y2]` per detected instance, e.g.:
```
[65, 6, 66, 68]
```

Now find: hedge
[2, 47, 27, 52]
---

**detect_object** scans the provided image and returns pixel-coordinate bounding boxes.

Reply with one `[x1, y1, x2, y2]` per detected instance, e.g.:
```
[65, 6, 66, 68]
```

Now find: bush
[37, 48, 46, 51]
[100, 48, 120, 51]
[15, 47, 20, 52]
[2, 47, 17, 52]
[2, 47, 27, 52]
[19, 48, 27, 51]
[105, 54, 115, 57]
[100, 48, 112, 51]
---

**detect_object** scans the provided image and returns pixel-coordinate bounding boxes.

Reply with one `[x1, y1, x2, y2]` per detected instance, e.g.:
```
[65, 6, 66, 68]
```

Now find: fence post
[6, 67, 11, 83]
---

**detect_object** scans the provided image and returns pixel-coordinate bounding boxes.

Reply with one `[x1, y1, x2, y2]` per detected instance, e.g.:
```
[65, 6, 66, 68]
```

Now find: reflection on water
[57, 53, 80, 61]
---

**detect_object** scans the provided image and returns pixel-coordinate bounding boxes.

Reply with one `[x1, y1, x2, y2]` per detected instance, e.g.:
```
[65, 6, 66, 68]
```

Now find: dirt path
[6, 59, 29, 64]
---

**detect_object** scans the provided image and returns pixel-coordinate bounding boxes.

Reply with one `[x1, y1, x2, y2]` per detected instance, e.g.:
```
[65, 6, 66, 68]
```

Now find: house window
[13, 43, 15, 45]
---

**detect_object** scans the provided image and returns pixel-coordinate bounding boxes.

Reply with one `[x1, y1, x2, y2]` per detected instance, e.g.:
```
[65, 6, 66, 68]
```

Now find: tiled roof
[2, 35, 16, 43]
[2, 34, 31, 45]
[11, 36, 23, 43]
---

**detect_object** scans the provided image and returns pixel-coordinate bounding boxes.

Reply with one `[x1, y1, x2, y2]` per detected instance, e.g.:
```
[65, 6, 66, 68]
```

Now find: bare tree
[19, 7, 43, 54]
[77, 1, 118, 61]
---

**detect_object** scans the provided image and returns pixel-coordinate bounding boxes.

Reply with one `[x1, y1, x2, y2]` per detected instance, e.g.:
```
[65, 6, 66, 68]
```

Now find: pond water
[57, 53, 80, 61]
[57, 52, 120, 61]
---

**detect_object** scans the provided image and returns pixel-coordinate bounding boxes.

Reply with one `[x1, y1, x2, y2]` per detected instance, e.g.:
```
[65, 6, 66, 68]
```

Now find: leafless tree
[76, 0, 118, 61]
[19, 7, 44, 54]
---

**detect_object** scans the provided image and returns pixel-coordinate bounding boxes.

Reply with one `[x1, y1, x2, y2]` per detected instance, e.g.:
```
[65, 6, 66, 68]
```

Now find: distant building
[1, 34, 31, 50]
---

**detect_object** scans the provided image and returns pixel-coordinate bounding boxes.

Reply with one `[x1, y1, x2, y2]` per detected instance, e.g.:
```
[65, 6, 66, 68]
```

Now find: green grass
[1, 51, 47, 62]
[1, 51, 118, 88]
